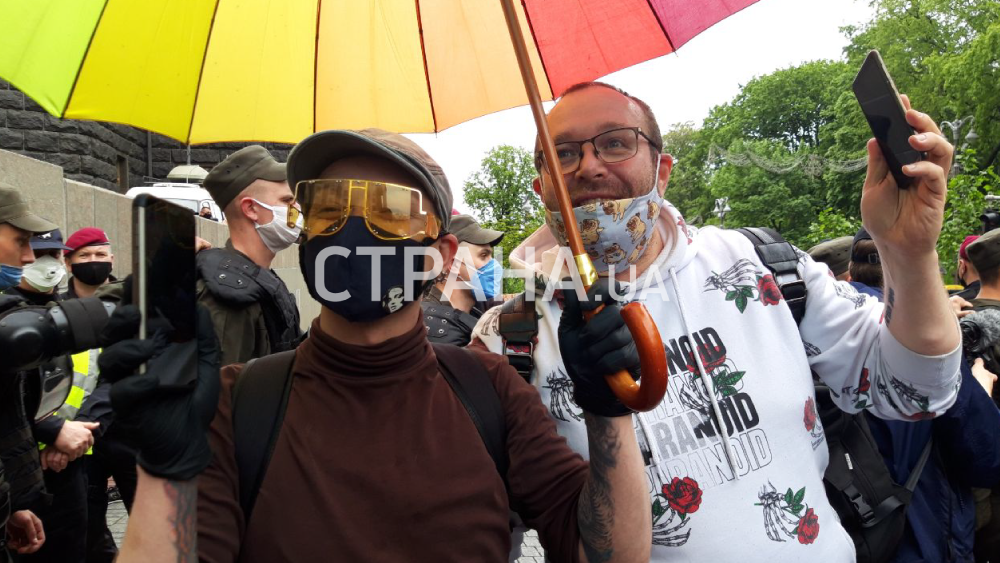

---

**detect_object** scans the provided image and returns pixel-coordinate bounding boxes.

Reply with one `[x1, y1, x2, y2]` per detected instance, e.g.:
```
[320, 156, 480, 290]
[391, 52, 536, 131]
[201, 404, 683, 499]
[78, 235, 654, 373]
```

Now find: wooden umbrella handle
[499, 0, 667, 412]
[584, 302, 668, 412]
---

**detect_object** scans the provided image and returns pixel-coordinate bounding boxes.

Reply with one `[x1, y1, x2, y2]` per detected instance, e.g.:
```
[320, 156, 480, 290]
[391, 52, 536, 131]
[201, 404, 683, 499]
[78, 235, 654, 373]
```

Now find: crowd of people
[0, 80, 996, 563]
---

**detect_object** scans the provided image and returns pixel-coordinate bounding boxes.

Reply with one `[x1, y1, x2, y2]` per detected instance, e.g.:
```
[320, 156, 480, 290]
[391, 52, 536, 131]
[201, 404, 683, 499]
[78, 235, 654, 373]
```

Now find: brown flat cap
[0, 181, 58, 233]
[808, 236, 852, 276]
[286, 128, 452, 231]
[968, 229, 1000, 273]
[450, 215, 504, 246]
[204, 145, 286, 210]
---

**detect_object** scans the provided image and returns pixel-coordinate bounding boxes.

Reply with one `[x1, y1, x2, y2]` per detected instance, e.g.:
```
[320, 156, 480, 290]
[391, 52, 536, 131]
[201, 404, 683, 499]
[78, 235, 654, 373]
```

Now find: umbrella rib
[313, 0, 323, 134]
[63, 0, 112, 119]
[642, 0, 676, 53]
[185, 0, 224, 145]
[413, 0, 438, 132]
[519, 0, 556, 99]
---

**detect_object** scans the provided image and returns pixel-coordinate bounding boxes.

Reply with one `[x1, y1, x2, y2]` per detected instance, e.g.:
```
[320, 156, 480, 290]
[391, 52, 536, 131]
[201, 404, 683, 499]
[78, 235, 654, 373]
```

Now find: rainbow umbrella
[0, 0, 759, 144]
[0, 0, 760, 411]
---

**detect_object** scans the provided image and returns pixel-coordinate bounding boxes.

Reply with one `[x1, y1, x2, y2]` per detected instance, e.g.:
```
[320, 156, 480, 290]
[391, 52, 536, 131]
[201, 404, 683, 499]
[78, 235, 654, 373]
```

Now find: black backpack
[230, 343, 508, 521]
[495, 226, 931, 563]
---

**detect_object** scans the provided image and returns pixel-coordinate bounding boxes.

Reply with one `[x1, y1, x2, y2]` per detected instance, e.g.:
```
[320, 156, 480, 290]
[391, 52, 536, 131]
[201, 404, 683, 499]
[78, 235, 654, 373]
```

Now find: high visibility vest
[38, 348, 100, 456]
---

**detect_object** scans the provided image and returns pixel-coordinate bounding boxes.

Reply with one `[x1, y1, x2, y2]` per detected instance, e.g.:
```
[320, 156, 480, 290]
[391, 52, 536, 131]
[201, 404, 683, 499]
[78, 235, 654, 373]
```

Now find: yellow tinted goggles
[290, 179, 442, 242]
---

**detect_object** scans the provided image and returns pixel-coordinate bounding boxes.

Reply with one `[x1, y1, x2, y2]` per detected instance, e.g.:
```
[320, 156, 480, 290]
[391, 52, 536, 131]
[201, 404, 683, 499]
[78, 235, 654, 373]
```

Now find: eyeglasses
[535, 127, 658, 174]
[289, 179, 442, 242]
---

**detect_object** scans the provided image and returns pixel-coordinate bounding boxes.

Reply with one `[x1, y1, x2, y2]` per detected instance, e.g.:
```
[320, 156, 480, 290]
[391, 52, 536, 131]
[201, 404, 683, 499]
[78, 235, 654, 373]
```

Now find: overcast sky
[406, 0, 876, 214]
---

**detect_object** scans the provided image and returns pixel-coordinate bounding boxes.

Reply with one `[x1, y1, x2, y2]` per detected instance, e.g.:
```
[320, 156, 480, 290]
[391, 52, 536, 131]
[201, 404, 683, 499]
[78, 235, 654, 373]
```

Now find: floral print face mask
[545, 159, 663, 275]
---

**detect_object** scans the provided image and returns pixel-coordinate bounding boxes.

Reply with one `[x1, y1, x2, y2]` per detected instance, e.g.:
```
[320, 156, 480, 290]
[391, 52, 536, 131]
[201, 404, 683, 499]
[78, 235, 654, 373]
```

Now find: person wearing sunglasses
[198, 146, 304, 367]
[109, 128, 652, 563]
[471, 81, 963, 562]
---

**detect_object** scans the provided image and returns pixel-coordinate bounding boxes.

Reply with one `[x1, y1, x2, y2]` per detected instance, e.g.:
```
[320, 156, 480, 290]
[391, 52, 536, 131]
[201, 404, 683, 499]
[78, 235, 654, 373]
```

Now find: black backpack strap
[858, 436, 934, 529]
[497, 293, 538, 381]
[737, 227, 808, 325]
[432, 343, 509, 482]
[904, 437, 934, 491]
[231, 350, 297, 521]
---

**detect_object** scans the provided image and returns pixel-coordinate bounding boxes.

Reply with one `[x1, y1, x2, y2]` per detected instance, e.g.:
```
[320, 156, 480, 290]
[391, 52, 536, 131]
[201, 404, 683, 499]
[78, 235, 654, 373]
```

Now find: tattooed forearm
[164, 480, 197, 563]
[579, 414, 620, 562]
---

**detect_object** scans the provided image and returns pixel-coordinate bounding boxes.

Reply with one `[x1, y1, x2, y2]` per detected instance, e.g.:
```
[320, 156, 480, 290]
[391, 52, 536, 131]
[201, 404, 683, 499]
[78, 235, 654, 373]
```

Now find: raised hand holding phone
[860, 92, 953, 261]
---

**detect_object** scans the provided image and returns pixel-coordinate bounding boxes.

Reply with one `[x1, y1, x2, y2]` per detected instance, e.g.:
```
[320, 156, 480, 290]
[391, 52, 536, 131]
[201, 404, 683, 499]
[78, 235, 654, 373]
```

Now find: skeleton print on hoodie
[472, 201, 961, 562]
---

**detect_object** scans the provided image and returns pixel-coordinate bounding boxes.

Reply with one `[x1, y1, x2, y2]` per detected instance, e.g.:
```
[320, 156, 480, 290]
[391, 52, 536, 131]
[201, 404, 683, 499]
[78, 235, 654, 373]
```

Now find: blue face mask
[0, 264, 23, 291]
[475, 259, 502, 300]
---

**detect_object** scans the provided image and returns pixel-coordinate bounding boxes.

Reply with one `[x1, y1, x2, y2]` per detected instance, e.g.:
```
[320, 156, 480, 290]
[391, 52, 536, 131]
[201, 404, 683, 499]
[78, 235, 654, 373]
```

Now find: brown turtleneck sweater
[197, 315, 588, 562]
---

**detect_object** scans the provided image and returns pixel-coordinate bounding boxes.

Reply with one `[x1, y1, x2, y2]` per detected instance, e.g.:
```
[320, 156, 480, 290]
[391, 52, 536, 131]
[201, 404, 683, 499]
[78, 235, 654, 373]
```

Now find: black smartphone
[132, 194, 198, 389]
[852, 50, 924, 189]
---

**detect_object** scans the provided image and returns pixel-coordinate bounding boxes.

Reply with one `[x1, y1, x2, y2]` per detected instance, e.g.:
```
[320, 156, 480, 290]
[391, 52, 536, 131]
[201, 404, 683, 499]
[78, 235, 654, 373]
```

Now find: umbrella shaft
[498, 0, 593, 287]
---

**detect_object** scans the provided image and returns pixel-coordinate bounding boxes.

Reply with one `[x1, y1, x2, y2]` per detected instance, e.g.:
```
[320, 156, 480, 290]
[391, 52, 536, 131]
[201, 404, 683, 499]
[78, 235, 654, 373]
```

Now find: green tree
[661, 122, 712, 223]
[462, 145, 544, 293]
[699, 61, 867, 237]
[838, 0, 1000, 171]
[797, 208, 862, 251]
[938, 160, 999, 281]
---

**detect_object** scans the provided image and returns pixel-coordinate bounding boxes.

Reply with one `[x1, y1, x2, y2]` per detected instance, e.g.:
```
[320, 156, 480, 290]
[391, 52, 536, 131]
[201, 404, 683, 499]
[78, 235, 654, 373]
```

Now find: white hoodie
[472, 201, 961, 561]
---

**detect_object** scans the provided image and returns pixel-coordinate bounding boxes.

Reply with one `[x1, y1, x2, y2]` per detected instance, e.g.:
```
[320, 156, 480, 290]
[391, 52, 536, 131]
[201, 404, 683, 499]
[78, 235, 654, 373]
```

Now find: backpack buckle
[779, 279, 807, 306]
[503, 341, 533, 359]
[503, 340, 534, 382]
[845, 485, 875, 525]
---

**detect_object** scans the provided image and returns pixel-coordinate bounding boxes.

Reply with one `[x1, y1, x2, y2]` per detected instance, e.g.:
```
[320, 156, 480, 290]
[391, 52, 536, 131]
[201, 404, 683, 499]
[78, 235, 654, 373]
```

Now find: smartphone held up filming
[852, 50, 925, 189]
[132, 194, 198, 389]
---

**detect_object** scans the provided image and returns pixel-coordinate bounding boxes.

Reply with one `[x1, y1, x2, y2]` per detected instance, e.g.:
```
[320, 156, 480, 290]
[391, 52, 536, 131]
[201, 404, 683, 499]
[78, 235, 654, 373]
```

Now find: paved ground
[515, 529, 546, 562]
[108, 505, 545, 560]
[106, 500, 127, 547]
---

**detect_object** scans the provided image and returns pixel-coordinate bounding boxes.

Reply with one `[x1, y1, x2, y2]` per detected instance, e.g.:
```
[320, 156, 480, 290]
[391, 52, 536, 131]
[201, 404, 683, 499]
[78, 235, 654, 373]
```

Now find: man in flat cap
[111, 129, 652, 563]
[198, 145, 304, 366]
[423, 214, 505, 346]
[808, 235, 853, 281]
[0, 181, 53, 559]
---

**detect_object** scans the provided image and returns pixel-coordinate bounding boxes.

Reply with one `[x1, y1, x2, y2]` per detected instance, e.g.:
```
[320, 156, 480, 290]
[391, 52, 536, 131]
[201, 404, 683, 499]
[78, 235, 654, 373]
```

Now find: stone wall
[1, 148, 319, 332]
[0, 79, 292, 195]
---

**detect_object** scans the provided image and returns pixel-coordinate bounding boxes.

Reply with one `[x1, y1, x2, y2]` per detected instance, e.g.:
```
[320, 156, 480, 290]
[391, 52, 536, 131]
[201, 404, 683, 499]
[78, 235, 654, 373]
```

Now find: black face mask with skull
[300, 217, 436, 322]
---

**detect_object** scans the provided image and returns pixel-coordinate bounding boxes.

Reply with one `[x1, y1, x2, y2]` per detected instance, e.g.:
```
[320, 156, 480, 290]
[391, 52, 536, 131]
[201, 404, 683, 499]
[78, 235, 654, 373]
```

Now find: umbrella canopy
[0, 0, 758, 145]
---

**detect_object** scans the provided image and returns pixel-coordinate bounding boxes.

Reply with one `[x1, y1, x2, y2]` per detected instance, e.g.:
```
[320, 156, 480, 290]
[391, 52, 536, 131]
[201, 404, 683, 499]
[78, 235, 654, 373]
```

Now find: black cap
[851, 227, 878, 264]
[287, 128, 452, 231]
[30, 228, 71, 251]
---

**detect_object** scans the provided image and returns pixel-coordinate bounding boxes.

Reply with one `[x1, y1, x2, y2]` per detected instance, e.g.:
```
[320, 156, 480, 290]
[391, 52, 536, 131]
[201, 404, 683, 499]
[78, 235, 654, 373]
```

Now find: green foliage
[939, 160, 999, 281]
[658, 0, 999, 273]
[797, 208, 863, 251]
[661, 122, 712, 225]
[462, 145, 544, 294]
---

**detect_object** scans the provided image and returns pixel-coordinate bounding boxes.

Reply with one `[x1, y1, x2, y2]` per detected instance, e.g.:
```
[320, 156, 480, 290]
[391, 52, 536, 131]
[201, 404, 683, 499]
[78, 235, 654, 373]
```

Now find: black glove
[558, 278, 640, 417]
[98, 305, 220, 481]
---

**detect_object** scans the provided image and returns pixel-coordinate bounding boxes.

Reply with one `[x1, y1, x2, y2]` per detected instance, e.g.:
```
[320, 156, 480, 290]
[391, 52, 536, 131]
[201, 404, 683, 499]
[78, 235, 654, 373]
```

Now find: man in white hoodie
[471, 82, 962, 561]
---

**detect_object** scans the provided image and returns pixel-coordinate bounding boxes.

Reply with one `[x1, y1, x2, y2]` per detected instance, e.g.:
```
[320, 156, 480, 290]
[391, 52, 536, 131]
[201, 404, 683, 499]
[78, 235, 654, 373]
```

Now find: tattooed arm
[859, 98, 958, 355]
[116, 468, 198, 563]
[576, 414, 650, 563]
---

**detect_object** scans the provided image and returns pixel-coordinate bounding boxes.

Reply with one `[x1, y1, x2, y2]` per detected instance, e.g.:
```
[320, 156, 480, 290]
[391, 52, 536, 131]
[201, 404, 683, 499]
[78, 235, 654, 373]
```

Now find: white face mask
[545, 158, 663, 274]
[252, 199, 303, 254]
[23, 255, 67, 292]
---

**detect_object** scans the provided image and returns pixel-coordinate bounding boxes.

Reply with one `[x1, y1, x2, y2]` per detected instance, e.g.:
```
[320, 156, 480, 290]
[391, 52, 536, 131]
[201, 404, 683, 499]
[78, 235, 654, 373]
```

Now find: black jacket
[421, 287, 484, 347]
